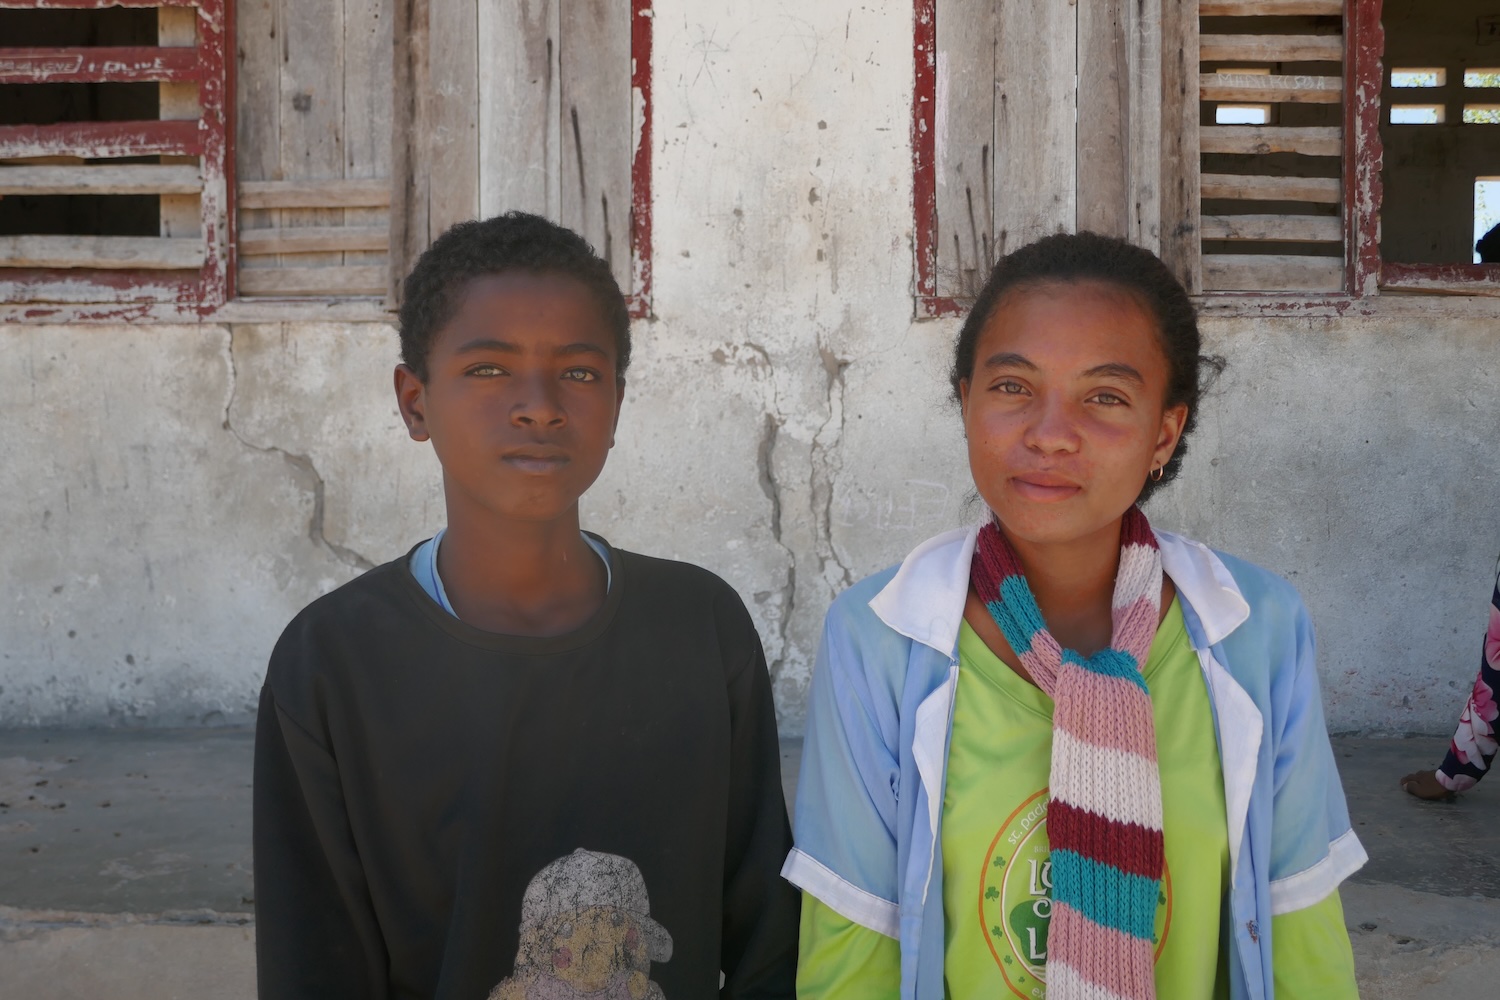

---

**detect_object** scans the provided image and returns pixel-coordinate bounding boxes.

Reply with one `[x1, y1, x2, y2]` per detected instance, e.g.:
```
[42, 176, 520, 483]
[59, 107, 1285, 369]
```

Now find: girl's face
[959, 279, 1187, 549]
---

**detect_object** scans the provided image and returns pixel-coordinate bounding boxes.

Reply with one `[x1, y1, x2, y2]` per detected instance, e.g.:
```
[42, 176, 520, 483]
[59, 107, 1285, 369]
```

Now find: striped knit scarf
[969, 506, 1165, 1000]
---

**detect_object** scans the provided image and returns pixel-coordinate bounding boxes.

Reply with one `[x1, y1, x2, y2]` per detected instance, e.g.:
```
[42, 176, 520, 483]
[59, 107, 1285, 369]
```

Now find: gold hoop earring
[1150, 465, 1164, 482]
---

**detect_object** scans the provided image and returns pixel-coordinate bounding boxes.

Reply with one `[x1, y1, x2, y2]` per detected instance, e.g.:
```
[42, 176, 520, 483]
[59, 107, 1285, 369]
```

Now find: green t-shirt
[942, 598, 1228, 1000]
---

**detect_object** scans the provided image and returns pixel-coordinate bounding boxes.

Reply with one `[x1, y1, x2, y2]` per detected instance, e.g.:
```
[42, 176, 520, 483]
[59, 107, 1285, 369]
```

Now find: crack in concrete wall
[220, 327, 375, 573]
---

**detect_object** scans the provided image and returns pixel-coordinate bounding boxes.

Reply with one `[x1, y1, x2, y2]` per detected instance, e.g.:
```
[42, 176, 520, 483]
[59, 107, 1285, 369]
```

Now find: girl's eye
[1089, 391, 1127, 406]
[562, 368, 599, 382]
[994, 379, 1027, 395]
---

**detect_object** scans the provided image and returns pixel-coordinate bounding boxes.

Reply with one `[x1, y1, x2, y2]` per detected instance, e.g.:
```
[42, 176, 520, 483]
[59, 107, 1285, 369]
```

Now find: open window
[0, 0, 230, 319]
[1374, 0, 1500, 288]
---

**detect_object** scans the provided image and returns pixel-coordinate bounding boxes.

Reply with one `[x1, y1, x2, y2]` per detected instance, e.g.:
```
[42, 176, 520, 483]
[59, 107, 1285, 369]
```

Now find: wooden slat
[1199, 0, 1342, 14]
[1200, 73, 1341, 103]
[934, 0, 996, 293]
[0, 46, 200, 84]
[236, 0, 282, 273]
[390, 0, 428, 303]
[0, 1, 198, 7]
[1201, 173, 1341, 202]
[426, 0, 480, 237]
[0, 235, 204, 269]
[157, 7, 200, 242]
[1202, 253, 1344, 291]
[1160, 0, 1200, 292]
[239, 225, 390, 255]
[1200, 125, 1342, 156]
[281, 0, 346, 270]
[1201, 213, 1342, 242]
[0, 164, 200, 195]
[995, 0, 1077, 250]
[1199, 34, 1343, 64]
[237, 180, 391, 209]
[236, 265, 387, 296]
[561, 0, 632, 288]
[0, 120, 200, 159]
[1127, 0, 1164, 252]
[343, 0, 395, 268]
[478, 0, 557, 219]
[1078, 0, 1129, 237]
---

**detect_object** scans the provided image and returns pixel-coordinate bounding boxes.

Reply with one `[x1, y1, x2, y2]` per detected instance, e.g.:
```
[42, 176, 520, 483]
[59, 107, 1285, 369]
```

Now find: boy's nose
[511, 377, 566, 427]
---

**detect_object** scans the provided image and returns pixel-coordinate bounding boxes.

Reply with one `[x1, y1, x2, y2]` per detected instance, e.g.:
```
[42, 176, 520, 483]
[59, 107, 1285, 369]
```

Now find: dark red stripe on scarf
[1048, 799, 1166, 882]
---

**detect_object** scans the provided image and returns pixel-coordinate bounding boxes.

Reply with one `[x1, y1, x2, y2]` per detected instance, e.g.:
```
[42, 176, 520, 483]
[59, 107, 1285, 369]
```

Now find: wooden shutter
[234, 0, 393, 298]
[1198, 0, 1346, 292]
[0, 0, 230, 315]
[391, 0, 643, 309]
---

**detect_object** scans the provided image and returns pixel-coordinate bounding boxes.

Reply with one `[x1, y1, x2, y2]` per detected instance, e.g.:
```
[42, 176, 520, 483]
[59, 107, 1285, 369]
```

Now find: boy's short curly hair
[397, 212, 631, 382]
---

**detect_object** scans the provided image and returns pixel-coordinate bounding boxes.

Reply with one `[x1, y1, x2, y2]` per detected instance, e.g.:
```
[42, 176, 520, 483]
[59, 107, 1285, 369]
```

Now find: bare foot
[1400, 769, 1453, 801]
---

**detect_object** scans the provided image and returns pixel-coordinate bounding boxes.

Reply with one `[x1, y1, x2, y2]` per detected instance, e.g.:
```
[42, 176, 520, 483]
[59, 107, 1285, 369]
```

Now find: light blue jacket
[783, 525, 1366, 1000]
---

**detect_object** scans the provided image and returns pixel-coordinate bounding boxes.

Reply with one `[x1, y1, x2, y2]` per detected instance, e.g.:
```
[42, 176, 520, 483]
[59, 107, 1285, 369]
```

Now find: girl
[785, 233, 1364, 1000]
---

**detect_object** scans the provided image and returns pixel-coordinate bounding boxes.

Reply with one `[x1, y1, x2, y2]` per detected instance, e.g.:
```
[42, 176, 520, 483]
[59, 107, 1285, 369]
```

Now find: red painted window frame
[627, 0, 653, 320]
[0, 0, 234, 323]
[911, 0, 962, 319]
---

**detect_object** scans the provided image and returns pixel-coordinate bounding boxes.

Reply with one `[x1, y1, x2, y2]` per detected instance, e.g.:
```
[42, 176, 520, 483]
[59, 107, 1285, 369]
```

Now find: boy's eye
[562, 368, 599, 382]
[466, 363, 505, 377]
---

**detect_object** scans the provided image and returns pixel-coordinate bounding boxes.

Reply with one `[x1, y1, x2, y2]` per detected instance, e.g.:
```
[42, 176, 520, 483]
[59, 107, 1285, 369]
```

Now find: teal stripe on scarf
[1049, 848, 1160, 941]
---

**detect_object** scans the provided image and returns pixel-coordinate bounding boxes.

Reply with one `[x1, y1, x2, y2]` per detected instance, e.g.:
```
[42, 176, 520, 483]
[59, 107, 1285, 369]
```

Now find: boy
[253, 213, 799, 999]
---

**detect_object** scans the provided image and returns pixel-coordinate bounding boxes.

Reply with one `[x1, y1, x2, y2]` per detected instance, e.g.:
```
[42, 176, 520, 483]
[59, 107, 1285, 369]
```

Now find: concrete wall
[3, 0, 1497, 737]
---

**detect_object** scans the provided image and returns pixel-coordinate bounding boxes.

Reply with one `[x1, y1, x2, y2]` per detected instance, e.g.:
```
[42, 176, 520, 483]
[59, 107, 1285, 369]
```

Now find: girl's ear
[1153, 402, 1188, 470]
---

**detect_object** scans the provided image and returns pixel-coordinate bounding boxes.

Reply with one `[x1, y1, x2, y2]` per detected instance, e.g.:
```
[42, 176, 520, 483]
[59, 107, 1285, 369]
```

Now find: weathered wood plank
[1202, 252, 1344, 291]
[1127, 0, 1163, 252]
[280, 0, 347, 269]
[934, 0, 995, 295]
[389, 0, 428, 303]
[239, 225, 390, 255]
[1159, 0, 1200, 291]
[1199, 0, 1341, 15]
[157, 7, 200, 242]
[235, 0, 282, 271]
[238, 179, 391, 209]
[0, 120, 201, 159]
[1199, 73, 1341, 103]
[0, 45, 199, 84]
[236, 265, 387, 296]
[343, 0, 394, 266]
[0, 235, 205, 269]
[0, 164, 200, 194]
[1201, 173, 1341, 203]
[1200, 213, 1342, 242]
[561, 0, 631, 286]
[479, 0, 556, 219]
[427, 0, 480, 236]
[1200, 125, 1342, 156]
[994, 0, 1077, 252]
[1199, 34, 1343, 65]
[1078, 0, 1129, 237]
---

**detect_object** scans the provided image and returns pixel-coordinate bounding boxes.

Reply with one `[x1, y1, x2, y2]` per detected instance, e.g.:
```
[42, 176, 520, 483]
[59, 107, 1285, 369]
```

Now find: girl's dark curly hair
[398, 212, 630, 382]
[949, 231, 1224, 504]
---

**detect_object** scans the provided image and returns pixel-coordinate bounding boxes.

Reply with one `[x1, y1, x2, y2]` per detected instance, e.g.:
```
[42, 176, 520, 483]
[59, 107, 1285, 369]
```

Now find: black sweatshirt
[253, 540, 799, 1000]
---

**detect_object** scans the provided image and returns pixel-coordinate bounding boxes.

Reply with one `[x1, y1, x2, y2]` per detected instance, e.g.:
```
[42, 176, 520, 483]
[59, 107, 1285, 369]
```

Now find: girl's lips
[1010, 476, 1082, 502]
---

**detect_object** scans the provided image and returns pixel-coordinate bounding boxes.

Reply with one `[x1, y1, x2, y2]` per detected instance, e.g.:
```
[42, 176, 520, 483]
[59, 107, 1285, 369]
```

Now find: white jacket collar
[868, 523, 1251, 655]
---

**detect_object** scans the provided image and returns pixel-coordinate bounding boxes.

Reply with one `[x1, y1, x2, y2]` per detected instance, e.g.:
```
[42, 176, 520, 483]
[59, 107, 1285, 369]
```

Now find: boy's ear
[394, 364, 430, 442]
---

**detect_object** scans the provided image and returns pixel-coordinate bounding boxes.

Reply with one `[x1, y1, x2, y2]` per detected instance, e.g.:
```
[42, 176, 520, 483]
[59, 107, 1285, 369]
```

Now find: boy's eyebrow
[451, 339, 610, 361]
[981, 351, 1037, 371]
[1081, 362, 1145, 385]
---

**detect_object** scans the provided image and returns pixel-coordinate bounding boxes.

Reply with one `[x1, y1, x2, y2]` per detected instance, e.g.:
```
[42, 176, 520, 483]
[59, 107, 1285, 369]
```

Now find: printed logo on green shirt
[980, 789, 1173, 999]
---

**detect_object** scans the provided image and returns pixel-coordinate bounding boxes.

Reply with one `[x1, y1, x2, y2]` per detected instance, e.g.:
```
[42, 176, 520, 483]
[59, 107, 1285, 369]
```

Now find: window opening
[1390, 105, 1445, 124]
[1473, 178, 1500, 262]
[1391, 68, 1446, 87]
[1379, 0, 1500, 270]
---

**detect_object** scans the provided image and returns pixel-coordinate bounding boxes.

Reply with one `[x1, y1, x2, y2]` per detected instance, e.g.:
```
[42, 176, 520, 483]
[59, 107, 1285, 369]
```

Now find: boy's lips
[502, 449, 570, 473]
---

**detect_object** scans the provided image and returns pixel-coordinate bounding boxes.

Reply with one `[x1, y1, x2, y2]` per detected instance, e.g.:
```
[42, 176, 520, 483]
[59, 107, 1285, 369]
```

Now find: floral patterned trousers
[1436, 561, 1500, 792]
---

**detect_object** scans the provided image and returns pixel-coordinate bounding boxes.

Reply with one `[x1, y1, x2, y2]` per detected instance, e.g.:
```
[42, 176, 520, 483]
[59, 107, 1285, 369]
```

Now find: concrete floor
[0, 730, 1496, 997]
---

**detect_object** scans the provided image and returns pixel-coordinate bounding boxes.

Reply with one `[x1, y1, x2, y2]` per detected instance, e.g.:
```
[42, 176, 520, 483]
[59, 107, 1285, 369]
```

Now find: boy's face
[395, 271, 624, 525]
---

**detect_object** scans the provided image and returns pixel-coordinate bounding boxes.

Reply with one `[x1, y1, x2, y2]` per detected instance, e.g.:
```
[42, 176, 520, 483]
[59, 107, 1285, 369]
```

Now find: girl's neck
[1004, 517, 1123, 655]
